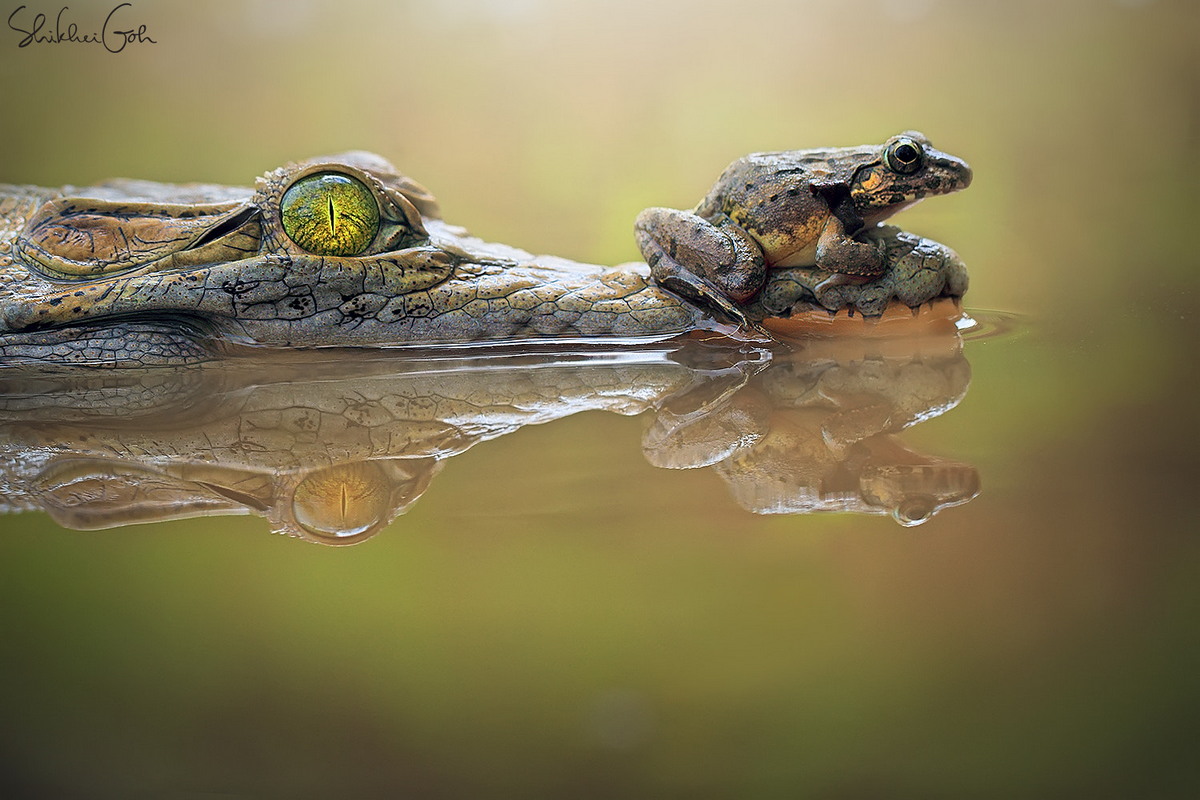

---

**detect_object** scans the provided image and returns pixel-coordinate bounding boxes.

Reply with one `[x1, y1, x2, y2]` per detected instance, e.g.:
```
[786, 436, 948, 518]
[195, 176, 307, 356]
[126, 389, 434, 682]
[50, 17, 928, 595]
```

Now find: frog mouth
[931, 156, 973, 194]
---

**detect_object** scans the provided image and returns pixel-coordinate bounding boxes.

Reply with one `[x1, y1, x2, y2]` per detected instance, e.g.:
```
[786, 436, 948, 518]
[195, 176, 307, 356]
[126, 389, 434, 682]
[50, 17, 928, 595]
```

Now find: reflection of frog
[643, 338, 979, 525]
[635, 132, 972, 323]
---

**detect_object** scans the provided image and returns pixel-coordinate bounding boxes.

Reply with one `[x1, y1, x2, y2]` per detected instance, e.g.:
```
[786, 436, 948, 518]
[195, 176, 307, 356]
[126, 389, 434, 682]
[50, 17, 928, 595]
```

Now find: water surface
[0, 302, 1194, 797]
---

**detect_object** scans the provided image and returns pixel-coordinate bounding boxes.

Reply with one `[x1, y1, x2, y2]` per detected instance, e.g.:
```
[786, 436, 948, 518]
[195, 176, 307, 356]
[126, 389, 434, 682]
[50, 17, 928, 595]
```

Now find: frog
[634, 131, 972, 324]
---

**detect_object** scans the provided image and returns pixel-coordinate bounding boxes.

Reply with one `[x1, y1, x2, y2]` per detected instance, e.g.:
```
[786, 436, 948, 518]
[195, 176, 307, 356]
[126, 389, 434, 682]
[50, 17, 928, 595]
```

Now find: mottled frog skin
[635, 132, 971, 323]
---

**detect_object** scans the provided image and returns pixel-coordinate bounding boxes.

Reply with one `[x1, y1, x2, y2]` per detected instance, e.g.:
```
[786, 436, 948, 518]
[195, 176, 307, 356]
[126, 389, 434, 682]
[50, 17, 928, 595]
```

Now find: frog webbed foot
[635, 207, 765, 326]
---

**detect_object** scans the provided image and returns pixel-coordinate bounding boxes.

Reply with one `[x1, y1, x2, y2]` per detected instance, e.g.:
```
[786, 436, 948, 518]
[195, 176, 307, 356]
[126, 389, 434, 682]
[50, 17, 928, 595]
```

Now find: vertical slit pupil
[281, 172, 379, 256]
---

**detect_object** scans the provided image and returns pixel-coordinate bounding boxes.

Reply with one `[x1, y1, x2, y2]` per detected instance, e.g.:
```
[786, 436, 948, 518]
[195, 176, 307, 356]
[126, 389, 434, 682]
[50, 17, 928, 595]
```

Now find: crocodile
[0, 152, 970, 367]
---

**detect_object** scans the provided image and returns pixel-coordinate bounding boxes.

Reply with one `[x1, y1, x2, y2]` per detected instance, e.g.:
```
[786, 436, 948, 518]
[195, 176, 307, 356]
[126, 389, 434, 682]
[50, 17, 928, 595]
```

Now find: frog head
[849, 132, 972, 223]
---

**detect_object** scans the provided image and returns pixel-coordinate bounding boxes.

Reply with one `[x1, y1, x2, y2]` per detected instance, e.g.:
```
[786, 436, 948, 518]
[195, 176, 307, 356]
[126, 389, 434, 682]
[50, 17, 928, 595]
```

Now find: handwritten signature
[7, 3, 156, 52]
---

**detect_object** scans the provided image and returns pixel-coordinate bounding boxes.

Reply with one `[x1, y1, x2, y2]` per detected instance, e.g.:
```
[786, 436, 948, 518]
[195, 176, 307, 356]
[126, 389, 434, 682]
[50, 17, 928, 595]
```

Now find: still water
[0, 301, 1194, 796]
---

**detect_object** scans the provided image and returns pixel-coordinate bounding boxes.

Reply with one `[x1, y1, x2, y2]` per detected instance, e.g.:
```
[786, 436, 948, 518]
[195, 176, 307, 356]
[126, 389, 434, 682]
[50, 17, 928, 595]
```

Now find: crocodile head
[0, 152, 709, 366]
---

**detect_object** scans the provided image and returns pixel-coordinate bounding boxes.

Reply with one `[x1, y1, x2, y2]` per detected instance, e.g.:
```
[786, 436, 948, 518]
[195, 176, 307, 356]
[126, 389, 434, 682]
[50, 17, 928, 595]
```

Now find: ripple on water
[958, 309, 1027, 342]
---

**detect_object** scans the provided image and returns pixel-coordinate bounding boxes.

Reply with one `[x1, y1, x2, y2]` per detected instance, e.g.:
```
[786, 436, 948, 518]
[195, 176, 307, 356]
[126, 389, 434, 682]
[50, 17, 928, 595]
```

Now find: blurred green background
[1, 0, 1197, 796]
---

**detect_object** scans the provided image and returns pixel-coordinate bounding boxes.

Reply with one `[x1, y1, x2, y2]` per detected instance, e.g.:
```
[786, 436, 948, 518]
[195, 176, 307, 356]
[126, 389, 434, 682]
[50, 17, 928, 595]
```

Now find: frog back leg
[634, 207, 765, 327]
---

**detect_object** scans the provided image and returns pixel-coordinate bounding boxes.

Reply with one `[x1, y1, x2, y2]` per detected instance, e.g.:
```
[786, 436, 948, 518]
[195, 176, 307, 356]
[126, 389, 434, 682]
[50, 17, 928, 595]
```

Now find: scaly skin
[0, 153, 710, 367]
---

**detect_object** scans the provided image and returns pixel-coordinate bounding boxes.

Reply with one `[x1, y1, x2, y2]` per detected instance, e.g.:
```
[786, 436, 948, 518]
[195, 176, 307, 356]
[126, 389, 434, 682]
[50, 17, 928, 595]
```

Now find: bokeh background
[1, 0, 1197, 796]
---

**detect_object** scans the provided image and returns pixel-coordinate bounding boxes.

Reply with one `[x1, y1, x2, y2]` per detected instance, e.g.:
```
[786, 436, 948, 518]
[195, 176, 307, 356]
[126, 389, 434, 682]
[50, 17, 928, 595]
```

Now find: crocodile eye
[280, 172, 380, 256]
[885, 138, 923, 175]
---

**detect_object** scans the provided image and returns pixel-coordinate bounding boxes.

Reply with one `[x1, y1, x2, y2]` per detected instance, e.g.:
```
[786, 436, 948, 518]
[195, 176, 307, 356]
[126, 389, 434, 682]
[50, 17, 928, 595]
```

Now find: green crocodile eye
[885, 138, 923, 175]
[280, 172, 379, 256]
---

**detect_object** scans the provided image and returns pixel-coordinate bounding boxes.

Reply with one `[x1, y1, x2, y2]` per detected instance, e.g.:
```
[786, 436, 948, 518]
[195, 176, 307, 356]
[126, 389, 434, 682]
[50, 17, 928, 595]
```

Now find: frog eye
[280, 172, 380, 256]
[885, 138, 924, 175]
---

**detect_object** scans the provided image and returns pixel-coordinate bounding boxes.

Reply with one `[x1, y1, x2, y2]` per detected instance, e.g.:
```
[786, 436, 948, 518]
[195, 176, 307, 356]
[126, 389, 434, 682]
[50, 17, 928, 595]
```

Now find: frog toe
[657, 274, 751, 328]
[814, 272, 869, 297]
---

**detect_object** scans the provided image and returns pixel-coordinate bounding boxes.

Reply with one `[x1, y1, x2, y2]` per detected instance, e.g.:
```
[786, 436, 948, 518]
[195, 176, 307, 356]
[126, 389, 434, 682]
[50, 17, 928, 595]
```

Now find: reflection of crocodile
[0, 153, 969, 366]
[0, 333, 978, 543]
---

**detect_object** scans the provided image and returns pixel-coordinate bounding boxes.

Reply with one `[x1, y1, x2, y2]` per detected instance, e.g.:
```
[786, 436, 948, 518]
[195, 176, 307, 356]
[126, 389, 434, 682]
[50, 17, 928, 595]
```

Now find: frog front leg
[634, 208, 764, 326]
[813, 214, 888, 298]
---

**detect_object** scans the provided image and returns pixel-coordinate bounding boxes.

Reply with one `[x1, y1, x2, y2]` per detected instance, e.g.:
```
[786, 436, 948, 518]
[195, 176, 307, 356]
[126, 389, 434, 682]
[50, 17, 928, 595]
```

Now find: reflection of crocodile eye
[886, 139, 923, 175]
[892, 496, 935, 527]
[280, 172, 379, 256]
[292, 463, 392, 544]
